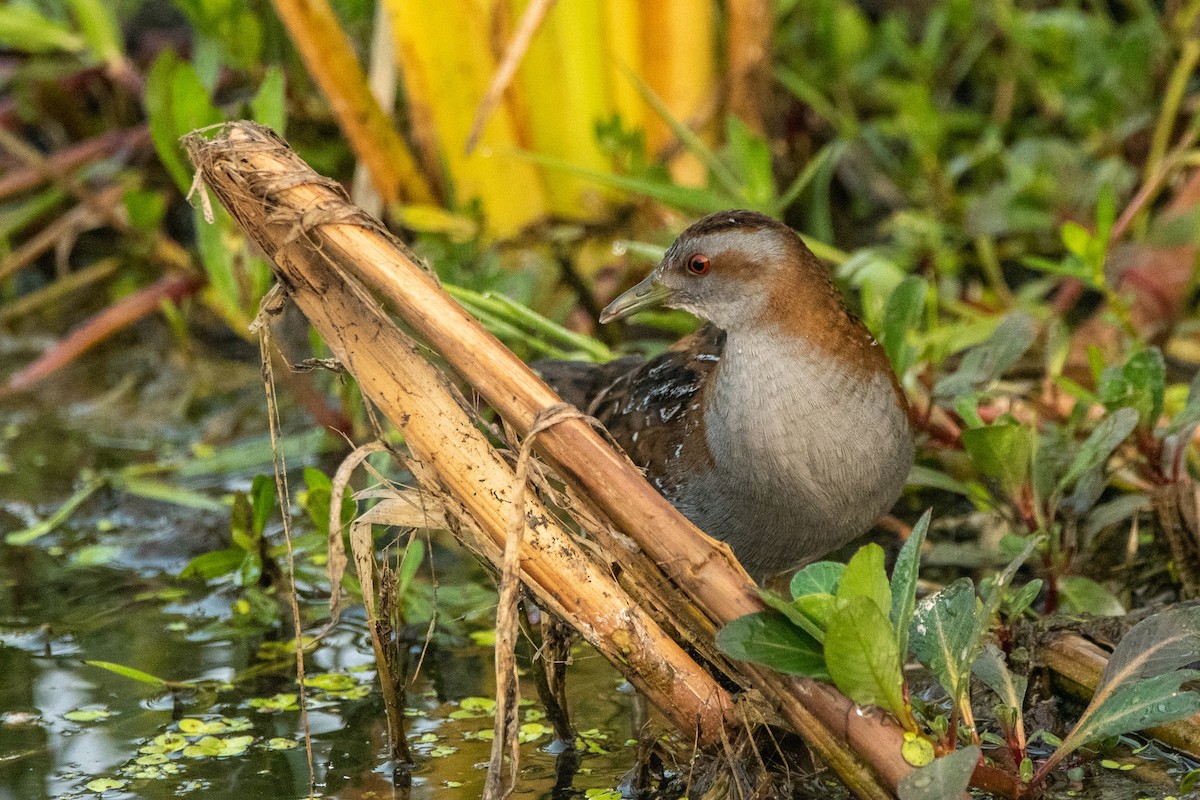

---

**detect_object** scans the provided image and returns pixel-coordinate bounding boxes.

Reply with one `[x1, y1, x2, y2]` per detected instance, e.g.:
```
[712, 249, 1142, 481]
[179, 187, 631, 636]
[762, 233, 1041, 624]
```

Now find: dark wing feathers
[536, 325, 725, 496]
[533, 355, 644, 409]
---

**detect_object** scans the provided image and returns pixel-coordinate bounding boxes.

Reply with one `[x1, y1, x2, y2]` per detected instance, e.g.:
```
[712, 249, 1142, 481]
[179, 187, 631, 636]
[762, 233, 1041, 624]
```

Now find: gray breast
[672, 331, 913, 579]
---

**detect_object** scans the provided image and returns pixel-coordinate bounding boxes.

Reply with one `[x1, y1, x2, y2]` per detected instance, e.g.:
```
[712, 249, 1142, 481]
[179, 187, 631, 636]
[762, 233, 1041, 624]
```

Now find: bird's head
[600, 210, 824, 331]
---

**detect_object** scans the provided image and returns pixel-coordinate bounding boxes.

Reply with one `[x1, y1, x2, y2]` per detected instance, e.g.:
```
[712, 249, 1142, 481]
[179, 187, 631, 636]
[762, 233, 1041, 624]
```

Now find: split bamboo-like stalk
[1043, 631, 1200, 758]
[184, 122, 912, 799]
[185, 124, 731, 744]
[269, 0, 433, 206]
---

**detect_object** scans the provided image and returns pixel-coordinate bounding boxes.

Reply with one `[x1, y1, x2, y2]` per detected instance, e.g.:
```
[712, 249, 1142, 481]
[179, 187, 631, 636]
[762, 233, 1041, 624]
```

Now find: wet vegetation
[3, 0, 1200, 798]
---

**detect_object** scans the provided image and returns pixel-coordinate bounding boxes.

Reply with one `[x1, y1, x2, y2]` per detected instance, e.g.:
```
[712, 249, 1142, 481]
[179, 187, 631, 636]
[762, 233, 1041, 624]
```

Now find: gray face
[599, 211, 805, 329]
[651, 225, 791, 330]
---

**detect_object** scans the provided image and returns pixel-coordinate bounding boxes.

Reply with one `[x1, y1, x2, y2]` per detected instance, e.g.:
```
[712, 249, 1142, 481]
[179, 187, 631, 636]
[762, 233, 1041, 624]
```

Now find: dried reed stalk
[184, 121, 910, 799]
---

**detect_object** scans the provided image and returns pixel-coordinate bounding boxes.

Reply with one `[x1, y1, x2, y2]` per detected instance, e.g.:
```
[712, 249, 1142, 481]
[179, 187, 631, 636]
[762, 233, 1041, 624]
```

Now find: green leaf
[1099, 349, 1165, 431]
[906, 464, 988, 504]
[1056, 407, 1138, 493]
[180, 547, 244, 580]
[790, 561, 845, 598]
[85, 660, 169, 686]
[1058, 575, 1125, 617]
[0, 5, 84, 53]
[890, 510, 930, 659]
[1060, 670, 1200, 753]
[1005, 579, 1043, 617]
[67, 0, 123, 64]
[249, 474, 276, 538]
[117, 476, 227, 512]
[837, 543, 891, 616]
[145, 50, 223, 194]
[1061, 221, 1091, 259]
[910, 578, 977, 702]
[825, 597, 907, 723]
[933, 312, 1037, 398]
[961, 423, 1031, 496]
[715, 612, 828, 679]
[1096, 605, 1200, 689]
[396, 538, 426, 599]
[880, 276, 928, 374]
[724, 115, 774, 209]
[760, 590, 828, 643]
[972, 643, 1027, 710]
[236, 550, 263, 587]
[898, 745, 980, 800]
[251, 66, 286, 135]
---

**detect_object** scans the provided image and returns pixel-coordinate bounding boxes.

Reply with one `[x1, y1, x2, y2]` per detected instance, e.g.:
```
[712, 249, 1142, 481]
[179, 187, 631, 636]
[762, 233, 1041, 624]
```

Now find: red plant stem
[971, 761, 1025, 799]
[1, 272, 204, 395]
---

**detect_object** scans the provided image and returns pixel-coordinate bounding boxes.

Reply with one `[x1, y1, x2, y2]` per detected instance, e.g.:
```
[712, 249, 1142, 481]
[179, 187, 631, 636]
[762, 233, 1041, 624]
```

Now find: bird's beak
[600, 273, 672, 323]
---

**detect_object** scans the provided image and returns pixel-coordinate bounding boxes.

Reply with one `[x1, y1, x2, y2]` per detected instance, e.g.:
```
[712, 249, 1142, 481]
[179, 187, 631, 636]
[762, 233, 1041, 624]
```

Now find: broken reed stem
[183, 122, 902, 800]
[184, 123, 731, 750]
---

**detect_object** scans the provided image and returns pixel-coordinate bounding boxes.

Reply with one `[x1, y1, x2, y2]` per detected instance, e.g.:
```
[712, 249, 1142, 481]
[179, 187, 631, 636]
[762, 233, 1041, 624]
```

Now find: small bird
[539, 210, 914, 580]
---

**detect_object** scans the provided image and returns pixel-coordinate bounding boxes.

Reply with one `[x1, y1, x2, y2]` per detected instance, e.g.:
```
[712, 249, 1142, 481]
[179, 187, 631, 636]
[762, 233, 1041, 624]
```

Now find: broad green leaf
[793, 594, 838, 631]
[250, 474, 276, 538]
[67, 0, 122, 64]
[236, 551, 262, 587]
[890, 510, 930, 659]
[1096, 605, 1200, 690]
[396, 538, 426, 598]
[898, 745, 980, 800]
[180, 547, 243, 580]
[1098, 349, 1165, 431]
[790, 561, 845, 598]
[85, 660, 169, 686]
[1041, 607, 1200, 775]
[1083, 494, 1150, 539]
[1057, 408, 1138, 493]
[251, 66, 286, 135]
[906, 464, 990, 505]
[760, 590, 827, 643]
[0, 5, 84, 53]
[1061, 670, 1200, 754]
[724, 115, 774, 208]
[145, 50, 222, 193]
[825, 598, 907, 724]
[880, 276, 927, 374]
[961, 423, 1031, 495]
[933, 312, 1037, 398]
[715, 612, 828, 679]
[910, 578, 977, 701]
[1058, 576, 1125, 617]
[1006, 579, 1043, 617]
[1061, 221, 1091, 259]
[837, 543, 891, 616]
[972, 643, 1027, 710]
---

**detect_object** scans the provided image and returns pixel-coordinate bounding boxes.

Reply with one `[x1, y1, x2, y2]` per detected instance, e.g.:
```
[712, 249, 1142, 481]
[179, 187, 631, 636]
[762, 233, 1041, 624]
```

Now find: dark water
[0, 357, 639, 800]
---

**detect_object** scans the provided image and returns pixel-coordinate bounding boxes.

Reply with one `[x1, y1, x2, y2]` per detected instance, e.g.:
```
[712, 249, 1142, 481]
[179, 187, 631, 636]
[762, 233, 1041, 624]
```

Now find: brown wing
[589, 324, 725, 497]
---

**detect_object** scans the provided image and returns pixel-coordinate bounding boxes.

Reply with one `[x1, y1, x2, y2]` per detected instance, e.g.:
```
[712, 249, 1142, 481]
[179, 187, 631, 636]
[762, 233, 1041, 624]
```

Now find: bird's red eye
[686, 254, 710, 275]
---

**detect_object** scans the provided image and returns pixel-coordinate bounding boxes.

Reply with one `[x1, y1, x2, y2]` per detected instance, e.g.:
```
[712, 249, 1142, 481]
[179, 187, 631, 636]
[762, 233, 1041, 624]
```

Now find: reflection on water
[0, 400, 639, 799]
